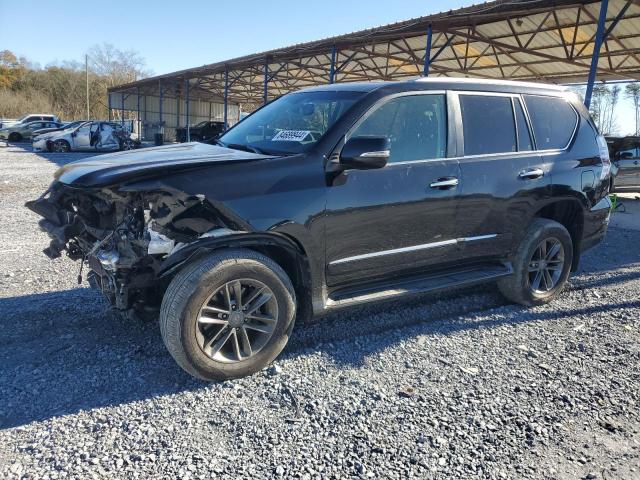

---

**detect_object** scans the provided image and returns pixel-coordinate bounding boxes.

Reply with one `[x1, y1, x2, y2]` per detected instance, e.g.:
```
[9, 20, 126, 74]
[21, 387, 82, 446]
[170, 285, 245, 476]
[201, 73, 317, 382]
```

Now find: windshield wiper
[225, 143, 267, 155]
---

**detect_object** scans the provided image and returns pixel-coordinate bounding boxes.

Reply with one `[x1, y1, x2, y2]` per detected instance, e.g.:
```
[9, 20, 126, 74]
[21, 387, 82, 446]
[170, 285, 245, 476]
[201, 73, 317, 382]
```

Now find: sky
[0, 0, 636, 133]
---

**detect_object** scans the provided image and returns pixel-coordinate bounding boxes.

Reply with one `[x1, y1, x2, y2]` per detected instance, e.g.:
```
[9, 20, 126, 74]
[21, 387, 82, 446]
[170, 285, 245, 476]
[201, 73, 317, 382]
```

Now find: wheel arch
[158, 232, 314, 322]
[533, 198, 585, 271]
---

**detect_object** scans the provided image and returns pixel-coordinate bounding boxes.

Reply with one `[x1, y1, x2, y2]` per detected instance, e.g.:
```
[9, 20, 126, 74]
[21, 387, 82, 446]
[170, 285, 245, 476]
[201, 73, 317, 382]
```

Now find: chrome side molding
[329, 234, 498, 265]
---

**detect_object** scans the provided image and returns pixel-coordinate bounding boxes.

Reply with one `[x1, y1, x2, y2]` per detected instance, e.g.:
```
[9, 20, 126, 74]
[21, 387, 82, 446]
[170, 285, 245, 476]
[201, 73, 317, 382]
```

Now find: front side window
[349, 94, 447, 163]
[460, 95, 516, 155]
[219, 90, 365, 155]
[524, 95, 577, 150]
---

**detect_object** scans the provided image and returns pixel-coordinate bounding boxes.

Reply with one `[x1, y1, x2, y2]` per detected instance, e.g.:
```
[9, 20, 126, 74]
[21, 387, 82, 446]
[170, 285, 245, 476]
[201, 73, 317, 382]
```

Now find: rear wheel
[8, 132, 22, 142]
[498, 218, 573, 306]
[52, 140, 70, 153]
[160, 249, 296, 380]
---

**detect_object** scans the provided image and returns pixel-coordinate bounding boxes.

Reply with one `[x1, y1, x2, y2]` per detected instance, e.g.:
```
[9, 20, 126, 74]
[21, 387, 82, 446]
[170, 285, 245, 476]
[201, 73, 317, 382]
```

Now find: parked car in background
[0, 113, 60, 129]
[0, 121, 63, 142]
[176, 120, 226, 142]
[32, 121, 139, 153]
[607, 136, 640, 192]
[27, 78, 611, 380]
[32, 120, 87, 138]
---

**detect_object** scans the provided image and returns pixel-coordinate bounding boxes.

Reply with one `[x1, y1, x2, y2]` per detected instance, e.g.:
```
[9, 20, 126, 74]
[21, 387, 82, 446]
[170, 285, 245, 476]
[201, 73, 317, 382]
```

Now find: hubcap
[196, 279, 278, 363]
[528, 237, 565, 294]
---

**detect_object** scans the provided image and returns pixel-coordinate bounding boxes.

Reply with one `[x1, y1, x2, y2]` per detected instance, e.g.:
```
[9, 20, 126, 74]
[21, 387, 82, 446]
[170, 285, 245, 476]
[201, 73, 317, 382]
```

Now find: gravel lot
[0, 143, 639, 480]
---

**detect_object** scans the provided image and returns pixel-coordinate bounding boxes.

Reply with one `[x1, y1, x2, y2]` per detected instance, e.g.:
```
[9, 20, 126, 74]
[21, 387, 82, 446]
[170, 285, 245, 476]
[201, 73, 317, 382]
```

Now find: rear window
[524, 95, 577, 150]
[460, 95, 516, 155]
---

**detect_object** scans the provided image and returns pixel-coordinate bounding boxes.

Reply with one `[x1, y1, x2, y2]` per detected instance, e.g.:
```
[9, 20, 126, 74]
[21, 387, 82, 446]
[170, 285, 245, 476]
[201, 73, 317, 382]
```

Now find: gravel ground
[0, 143, 639, 480]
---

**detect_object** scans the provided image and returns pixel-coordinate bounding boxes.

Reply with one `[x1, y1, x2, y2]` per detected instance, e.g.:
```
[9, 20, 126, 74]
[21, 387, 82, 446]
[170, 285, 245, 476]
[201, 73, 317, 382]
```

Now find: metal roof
[110, 0, 640, 104]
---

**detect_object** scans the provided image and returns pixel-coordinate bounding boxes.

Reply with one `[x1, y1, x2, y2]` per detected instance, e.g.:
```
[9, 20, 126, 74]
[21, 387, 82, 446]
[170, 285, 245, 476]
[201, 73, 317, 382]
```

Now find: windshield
[219, 90, 364, 154]
[194, 121, 209, 128]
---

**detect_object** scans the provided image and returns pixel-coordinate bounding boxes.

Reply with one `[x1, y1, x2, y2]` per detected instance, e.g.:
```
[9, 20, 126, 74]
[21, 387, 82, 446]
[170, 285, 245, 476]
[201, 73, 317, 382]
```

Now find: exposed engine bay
[26, 182, 238, 313]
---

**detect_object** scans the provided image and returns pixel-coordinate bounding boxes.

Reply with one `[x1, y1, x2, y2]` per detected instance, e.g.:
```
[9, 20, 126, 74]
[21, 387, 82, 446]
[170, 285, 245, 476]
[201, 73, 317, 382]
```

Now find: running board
[325, 263, 513, 309]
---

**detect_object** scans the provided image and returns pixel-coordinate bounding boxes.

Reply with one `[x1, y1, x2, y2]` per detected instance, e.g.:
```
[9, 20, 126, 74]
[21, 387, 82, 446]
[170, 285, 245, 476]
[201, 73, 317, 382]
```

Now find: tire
[8, 132, 22, 142]
[53, 140, 70, 153]
[160, 248, 296, 381]
[120, 139, 134, 151]
[497, 218, 573, 307]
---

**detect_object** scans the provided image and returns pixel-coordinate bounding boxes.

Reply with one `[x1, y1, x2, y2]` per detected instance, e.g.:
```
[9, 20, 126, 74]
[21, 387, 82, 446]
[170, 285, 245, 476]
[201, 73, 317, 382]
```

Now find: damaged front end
[26, 182, 235, 314]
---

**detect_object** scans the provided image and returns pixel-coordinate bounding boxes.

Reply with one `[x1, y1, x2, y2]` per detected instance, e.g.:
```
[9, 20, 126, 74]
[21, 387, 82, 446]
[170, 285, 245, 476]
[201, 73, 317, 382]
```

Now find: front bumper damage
[26, 181, 233, 312]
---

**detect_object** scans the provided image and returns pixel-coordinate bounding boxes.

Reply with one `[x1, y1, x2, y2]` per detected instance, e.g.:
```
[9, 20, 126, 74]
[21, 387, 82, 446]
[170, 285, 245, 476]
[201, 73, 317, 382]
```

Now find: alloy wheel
[196, 279, 278, 363]
[528, 237, 565, 293]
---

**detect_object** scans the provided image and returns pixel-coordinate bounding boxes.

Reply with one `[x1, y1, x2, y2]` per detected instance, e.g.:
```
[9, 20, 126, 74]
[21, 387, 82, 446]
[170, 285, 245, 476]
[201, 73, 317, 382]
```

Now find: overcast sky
[0, 0, 636, 134]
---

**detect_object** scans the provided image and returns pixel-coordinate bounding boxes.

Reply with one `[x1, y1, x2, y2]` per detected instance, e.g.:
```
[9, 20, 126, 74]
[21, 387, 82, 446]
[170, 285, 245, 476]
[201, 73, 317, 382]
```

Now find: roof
[110, 0, 640, 104]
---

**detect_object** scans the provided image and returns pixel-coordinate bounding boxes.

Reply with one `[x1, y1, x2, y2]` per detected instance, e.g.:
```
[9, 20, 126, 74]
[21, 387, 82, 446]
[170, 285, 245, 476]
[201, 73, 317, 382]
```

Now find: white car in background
[33, 121, 138, 153]
[0, 113, 60, 129]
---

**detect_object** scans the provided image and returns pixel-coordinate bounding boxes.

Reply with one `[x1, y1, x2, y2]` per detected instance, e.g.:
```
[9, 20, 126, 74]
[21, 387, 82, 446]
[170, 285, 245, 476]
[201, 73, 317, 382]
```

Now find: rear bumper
[581, 195, 610, 253]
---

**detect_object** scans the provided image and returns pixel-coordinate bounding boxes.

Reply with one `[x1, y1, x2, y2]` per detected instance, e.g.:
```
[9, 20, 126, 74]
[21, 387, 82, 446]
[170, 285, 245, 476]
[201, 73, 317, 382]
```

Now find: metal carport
[109, 0, 640, 141]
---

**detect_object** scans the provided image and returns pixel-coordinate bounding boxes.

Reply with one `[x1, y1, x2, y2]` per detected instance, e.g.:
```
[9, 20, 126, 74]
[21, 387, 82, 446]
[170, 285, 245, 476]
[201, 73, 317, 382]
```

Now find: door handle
[430, 177, 459, 189]
[519, 168, 545, 180]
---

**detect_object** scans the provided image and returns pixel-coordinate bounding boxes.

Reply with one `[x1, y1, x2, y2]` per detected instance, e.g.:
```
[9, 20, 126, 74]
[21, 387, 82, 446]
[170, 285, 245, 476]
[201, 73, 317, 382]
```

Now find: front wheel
[52, 140, 70, 152]
[8, 132, 22, 142]
[498, 218, 573, 306]
[160, 249, 296, 380]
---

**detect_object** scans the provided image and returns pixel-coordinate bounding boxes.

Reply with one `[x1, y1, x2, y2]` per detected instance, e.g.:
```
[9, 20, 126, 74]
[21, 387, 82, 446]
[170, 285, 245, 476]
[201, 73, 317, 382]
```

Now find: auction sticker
[272, 130, 310, 142]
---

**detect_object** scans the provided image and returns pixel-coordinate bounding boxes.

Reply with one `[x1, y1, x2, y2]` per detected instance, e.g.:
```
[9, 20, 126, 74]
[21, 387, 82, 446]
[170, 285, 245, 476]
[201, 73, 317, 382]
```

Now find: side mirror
[339, 136, 390, 170]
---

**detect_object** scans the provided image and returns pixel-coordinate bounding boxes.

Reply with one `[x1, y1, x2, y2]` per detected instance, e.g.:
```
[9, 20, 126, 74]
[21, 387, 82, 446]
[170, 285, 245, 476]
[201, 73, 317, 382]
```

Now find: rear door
[455, 92, 552, 261]
[325, 91, 462, 286]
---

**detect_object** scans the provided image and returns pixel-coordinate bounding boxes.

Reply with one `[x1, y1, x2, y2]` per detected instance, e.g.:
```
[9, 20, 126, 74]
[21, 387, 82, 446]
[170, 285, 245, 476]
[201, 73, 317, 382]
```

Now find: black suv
[176, 121, 225, 143]
[27, 78, 611, 380]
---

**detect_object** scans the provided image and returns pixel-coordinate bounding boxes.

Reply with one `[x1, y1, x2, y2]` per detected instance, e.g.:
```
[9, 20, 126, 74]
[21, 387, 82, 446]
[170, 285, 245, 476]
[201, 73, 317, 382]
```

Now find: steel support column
[224, 65, 229, 130]
[108, 92, 112, 121]
[136, 87, 140, 140]
[159, 80, 163, 135]
[329, 45, 337, 84]
[263, 57, 269, 105]
[120, 94, 125, 126]
[584, 0, 609, 108]
[185, 79, 190, 142]
[423, 24, 433, 77]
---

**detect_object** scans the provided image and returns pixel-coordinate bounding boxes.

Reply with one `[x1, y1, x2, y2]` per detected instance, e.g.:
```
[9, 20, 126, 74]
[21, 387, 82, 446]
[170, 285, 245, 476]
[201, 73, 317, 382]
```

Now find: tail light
[596, 135, 611, 180]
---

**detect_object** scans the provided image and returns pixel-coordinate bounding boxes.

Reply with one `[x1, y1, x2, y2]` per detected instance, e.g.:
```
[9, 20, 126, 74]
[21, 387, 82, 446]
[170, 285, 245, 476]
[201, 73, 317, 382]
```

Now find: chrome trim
[430, 178, 459, 188]
[518, 168, 545, 179]
[329, 234, 497, 265]
[460, 234, 498, 242]
[360, 150, 390, 158]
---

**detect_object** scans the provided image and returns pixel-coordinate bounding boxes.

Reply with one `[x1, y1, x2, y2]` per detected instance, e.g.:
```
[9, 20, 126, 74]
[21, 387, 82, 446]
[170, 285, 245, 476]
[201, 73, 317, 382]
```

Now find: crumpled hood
[55, 142, 272, 187]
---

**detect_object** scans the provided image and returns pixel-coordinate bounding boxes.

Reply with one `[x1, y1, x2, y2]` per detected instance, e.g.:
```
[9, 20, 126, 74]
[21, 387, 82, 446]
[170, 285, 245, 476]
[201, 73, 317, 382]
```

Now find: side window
[514, 98, 533, 151]
[460, 95, 516, 155]
[524, 95, 577, 150]
[350, 94, 447, 163]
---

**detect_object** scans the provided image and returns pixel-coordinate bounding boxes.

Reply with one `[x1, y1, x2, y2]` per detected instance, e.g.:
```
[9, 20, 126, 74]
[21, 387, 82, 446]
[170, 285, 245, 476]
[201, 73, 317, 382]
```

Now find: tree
[626, 82, 640, 136]
[588, 83, 620, 135]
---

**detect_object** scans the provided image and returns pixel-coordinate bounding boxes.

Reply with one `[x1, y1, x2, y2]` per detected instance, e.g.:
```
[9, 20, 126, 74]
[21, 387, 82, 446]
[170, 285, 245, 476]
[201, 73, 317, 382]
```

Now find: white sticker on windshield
[272, 130, 310, 142]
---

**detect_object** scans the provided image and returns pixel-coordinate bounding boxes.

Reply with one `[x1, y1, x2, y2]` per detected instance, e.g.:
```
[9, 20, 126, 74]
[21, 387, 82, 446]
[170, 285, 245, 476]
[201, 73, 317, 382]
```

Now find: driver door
[325, 92, 461, 286]
[72, 123, 93, 149]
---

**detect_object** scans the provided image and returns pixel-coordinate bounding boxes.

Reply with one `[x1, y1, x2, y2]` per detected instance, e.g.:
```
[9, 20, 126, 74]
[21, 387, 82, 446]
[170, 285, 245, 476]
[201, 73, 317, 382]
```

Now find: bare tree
[87, 43, 150, 88]
[626, 82, 640, 136]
